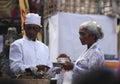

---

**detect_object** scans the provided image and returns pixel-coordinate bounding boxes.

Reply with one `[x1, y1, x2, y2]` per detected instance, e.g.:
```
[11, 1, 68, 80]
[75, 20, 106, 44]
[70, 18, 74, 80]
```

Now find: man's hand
[36, 65, 50, 72]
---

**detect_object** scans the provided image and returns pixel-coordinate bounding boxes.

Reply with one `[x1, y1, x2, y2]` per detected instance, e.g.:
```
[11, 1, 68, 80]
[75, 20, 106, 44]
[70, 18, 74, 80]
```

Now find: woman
[73, 21, 105, 83]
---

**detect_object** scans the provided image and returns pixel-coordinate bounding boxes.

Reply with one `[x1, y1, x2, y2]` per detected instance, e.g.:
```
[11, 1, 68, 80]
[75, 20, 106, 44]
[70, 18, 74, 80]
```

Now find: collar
[89, 42, 99, 49]
[23, 35, 37, 42]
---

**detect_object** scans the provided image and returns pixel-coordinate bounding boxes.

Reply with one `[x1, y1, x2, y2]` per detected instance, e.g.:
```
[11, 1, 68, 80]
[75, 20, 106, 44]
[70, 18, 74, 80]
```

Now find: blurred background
[0, 0, 120, 75]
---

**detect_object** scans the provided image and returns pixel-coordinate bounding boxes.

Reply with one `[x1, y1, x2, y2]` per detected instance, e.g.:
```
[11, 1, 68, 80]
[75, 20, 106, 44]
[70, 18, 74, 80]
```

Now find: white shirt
[9, 36, 52, 74]
[74, 42, 104, 73]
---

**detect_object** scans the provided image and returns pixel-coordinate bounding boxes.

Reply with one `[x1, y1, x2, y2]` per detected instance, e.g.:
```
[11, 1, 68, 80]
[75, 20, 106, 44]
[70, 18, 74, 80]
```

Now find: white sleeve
[9, 42, 30, 74]
[88, 51, 101, 70]
[46, 46, 53, 68]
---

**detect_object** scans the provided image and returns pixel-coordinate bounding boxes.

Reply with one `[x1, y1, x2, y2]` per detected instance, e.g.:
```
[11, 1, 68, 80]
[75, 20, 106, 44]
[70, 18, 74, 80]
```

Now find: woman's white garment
[74, 42, 104, 73]
[9, 36, 52, 74]
[62, 71, 73, 84]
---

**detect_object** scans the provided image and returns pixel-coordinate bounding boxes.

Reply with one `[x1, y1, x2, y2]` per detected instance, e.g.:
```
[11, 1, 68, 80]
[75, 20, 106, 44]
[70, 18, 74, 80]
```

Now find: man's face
[24, 24, 40, 41]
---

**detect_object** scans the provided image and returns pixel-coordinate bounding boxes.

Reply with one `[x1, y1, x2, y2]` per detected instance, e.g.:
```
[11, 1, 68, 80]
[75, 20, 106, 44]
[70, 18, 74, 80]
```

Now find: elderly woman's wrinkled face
[79, 27, 94, 45]
[24, 24, 40, 41]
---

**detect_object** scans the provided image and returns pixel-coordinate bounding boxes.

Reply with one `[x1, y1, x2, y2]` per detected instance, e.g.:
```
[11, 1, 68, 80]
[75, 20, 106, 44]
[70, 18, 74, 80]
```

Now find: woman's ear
[92, 35, 96, 41]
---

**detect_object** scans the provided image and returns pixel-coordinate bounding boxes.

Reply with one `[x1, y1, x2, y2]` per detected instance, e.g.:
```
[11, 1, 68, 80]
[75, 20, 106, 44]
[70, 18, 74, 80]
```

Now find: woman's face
[79, 27, 94, 45]
[24, 24, 40, 41]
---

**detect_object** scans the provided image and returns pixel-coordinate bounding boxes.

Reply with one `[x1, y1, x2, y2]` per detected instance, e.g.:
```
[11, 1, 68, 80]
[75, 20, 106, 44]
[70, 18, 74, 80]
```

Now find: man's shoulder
[37, 40, 48, 48]
[11, 38, 24, 45]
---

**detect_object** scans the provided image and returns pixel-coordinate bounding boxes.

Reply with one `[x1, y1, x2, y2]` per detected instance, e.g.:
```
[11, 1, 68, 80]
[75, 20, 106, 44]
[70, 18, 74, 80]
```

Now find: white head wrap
[25, 13, 42, 27]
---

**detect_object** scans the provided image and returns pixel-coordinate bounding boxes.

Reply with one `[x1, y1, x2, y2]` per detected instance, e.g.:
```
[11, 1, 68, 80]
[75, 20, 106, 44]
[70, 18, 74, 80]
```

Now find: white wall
[49, 14, 59, 62]
[49, 12, 118, 62]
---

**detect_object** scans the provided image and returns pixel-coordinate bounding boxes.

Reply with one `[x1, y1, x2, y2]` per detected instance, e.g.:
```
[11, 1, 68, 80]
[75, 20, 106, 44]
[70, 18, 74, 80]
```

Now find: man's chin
[28, 37, 35, 41]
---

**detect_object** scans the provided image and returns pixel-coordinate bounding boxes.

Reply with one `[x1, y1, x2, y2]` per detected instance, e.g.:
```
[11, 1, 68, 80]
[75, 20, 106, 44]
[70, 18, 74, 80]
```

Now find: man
[9, 13, 52, 75]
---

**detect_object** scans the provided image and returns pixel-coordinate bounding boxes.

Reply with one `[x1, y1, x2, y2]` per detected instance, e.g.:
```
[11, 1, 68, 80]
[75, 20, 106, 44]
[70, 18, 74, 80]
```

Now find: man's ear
[23, 23, 26, 30]
[39, 27, 42, 32]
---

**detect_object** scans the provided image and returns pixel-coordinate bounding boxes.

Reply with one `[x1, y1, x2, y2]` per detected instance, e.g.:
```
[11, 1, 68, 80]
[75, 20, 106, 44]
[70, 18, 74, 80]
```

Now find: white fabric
[9, 36, 52, 74]
[25, 13, 42, 27]
[74, 42, 104, 72]
[63, 71, 73, 84]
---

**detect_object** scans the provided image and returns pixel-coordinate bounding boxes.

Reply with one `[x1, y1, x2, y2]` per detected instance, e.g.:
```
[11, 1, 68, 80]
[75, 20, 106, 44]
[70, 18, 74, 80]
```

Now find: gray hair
[80, 21, 104, 41]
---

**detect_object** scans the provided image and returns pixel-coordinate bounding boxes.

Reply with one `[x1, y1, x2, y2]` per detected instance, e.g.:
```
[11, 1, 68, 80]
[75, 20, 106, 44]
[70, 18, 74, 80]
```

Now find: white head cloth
[25, 13, 42, 27]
